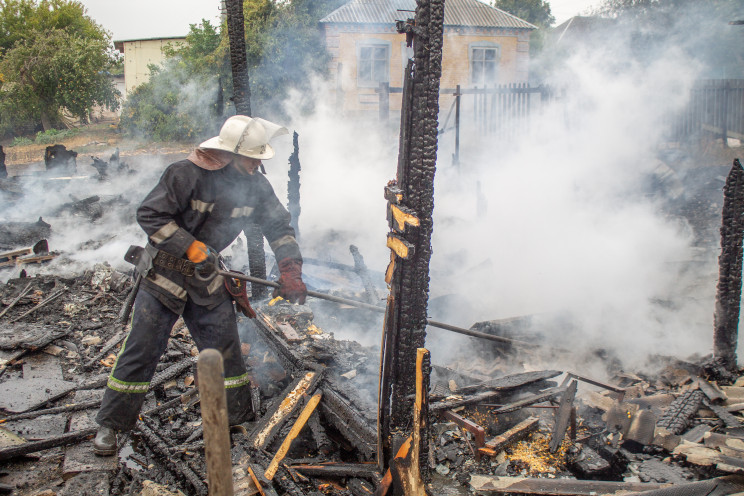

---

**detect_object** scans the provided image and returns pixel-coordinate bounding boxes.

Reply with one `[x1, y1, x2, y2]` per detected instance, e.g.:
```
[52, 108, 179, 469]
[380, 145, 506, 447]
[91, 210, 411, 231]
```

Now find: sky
[77, 0, 600, 41]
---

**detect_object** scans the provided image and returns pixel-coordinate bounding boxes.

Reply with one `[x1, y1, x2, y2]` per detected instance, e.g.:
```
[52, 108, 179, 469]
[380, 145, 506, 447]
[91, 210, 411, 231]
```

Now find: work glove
[273, 258, 307, 305]
[186, 240, 218, 273]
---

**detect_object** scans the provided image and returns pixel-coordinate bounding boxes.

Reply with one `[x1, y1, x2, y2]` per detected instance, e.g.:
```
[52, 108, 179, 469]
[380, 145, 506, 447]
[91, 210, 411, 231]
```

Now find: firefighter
[93, 115, 307, 456]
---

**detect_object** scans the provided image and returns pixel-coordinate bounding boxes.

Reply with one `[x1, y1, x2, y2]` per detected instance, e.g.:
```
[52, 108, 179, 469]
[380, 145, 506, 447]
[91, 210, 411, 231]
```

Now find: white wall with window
[469, 41, 500, 87]
[356, 39, 391, 87]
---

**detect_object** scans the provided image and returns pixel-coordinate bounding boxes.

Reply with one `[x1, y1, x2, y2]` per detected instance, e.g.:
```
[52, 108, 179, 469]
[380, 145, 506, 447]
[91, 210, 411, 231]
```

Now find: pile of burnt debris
[0, 145, 743, 495]
[1, 264, 744, 495]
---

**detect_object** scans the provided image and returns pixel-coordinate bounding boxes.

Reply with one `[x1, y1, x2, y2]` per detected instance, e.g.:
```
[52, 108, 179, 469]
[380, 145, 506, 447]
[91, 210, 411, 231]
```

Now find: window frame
[356, 39, 391, 88]
[469, 42, 501, 87]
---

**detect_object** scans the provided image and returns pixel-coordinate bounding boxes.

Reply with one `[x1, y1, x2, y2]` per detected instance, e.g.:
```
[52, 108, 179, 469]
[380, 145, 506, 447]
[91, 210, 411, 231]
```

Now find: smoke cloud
[1, 1, 737, 380]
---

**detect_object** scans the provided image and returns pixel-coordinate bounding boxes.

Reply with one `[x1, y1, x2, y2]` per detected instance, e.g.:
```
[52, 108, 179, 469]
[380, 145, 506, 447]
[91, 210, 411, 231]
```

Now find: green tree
[495, 0, 554, 55]
[0, 0, 119, 133]
[120, 0, 346, 141]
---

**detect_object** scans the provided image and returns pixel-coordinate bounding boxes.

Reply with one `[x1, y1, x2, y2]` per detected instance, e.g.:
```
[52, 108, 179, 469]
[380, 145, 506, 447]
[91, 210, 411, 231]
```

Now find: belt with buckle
[153, 250, 195, 276]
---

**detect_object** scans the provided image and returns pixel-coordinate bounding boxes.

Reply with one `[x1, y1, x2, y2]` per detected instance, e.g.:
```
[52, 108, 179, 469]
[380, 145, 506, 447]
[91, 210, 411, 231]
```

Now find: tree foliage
[494, 0, 554, 55]
[0, 0, 120, 134]
[120, 0, 346, 141]
[495, 0, 555, 28]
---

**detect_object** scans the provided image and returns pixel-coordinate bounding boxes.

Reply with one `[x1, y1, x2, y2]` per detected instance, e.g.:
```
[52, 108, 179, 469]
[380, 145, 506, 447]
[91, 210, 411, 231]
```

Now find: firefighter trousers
[96, 289, 252, 431]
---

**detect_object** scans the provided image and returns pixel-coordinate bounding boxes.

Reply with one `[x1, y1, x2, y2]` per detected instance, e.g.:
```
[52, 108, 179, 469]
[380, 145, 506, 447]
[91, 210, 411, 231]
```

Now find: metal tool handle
[193, 253, 220, 282]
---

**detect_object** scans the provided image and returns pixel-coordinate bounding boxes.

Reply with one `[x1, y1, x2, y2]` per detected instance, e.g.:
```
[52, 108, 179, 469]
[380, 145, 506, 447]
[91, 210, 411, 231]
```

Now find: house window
[470, 43, 500, 86]
[357, 40, 390, 87]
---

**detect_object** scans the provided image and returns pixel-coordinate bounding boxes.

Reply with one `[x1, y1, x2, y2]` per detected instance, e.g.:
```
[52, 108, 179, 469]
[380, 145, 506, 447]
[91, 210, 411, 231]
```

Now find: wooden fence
[666, 79, 744, 144]
[377, 79, 744, 152]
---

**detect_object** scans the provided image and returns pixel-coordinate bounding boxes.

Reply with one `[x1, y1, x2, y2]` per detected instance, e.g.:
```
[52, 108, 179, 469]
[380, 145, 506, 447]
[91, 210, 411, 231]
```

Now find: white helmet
[199, 115, 288, 160]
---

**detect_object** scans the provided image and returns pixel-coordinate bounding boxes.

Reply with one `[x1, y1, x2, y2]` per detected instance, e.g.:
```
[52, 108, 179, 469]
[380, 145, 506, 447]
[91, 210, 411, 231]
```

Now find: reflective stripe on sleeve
[230, 206, 255, 218]
[269, 235, 298, 252]
[224, 372, 250, 389]
[150, 221, 180, 244]
[190, 199, 215, 213]
[149, 273, 187, 300]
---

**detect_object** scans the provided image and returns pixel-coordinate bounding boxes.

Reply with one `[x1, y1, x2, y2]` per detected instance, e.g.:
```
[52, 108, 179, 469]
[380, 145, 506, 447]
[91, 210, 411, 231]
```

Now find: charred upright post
[288, 131, 301, 240]
[225, 0, 267, 296]
[225, 0, 251, 116]
[713, 158, 744, 372]
[378, 0, 445, 477]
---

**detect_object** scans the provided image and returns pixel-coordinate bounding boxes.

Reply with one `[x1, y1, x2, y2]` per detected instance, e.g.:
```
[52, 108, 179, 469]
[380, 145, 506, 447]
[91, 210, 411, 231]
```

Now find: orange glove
[273, 258, 307, 304]
[186, 240, 218, 271]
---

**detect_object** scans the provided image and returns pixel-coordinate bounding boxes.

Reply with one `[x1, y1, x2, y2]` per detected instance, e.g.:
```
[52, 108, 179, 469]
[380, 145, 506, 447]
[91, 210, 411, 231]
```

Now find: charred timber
[225, 0, 250, 115]
[290, 462, 380, 480]
[379, 0, 445, 471]
[320, 385, 377, 459]
[350, 244, 381, 304]
[288, 131, 301, 240]
[0, 427, 96, 461]
[137, 420, 208, 495]
[713, 158, 744, 372]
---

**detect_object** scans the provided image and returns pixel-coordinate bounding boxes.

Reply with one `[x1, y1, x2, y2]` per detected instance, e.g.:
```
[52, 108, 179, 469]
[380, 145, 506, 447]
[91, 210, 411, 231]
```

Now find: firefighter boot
[93, 426, 117, 456]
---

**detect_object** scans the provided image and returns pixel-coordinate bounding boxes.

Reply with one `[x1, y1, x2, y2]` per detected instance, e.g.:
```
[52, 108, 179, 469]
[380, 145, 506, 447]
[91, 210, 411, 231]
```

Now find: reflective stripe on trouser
[95, 289, 251, 431]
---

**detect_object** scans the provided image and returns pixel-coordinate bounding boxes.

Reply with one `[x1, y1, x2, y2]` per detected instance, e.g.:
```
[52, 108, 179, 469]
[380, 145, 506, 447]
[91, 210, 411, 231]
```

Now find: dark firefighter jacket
[137, 158, 301, 314]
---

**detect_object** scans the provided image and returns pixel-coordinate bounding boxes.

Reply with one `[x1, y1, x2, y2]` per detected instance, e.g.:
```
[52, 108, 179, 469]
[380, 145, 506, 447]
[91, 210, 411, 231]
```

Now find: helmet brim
[199, 136, 276, 160]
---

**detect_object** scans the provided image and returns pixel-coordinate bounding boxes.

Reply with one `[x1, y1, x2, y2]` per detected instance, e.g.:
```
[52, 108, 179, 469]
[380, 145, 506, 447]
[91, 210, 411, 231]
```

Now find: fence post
[453, 84, 460, 168]
[723, 81, 730, 148]
[379, 82, 390, 123]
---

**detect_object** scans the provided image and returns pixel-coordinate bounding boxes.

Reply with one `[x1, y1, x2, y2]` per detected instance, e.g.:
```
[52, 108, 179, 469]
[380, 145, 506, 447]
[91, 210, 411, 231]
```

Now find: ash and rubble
[0, 146, 742, 495]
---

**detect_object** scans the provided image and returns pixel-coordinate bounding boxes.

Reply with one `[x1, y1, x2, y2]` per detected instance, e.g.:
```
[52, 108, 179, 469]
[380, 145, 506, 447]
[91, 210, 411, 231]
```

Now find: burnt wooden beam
[0, 427, 96, 461]
[566, 371, 625, 399]
[287, 131, 301, 241]
[483, 416, 539, 454]
[456, 370, 562, 395]
[137, 420, 208, 496]
[713, 158, 744, 372]
[441, 410, 485, 459]
[550, 380, 577, 452]
[319, 386, 376, 459]
[490, 386, 568, 415]
[0, 281, 33, 319]
[621, 475, 744, 496]
[469, 475, 670, 495]
[290, 463, 380, 481]
[378, 0, 445, 473]
[9, 287, 66, 323]
[250, 371, 321, 451]
[0, 398, 101, 422]
[265, 392, 322, 480]
[350, 244, 381, 304]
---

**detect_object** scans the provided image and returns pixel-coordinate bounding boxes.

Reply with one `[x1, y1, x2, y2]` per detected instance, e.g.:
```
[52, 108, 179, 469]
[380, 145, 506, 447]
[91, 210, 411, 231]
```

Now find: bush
[11, 136, 33, 146]
[34, 128, 78, 144]
[119, 62, 222, 143]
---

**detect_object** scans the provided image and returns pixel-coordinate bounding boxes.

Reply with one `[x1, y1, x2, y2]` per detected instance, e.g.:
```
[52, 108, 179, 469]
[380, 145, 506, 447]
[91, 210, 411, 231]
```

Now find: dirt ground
[2, 119, 195, 174]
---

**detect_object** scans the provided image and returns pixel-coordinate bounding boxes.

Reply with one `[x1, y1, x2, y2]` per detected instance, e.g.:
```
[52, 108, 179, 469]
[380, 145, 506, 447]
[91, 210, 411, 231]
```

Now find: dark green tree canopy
[0, 0, 120, 134]
[495, 0, 555, 28]
[122, 0, 347, 141]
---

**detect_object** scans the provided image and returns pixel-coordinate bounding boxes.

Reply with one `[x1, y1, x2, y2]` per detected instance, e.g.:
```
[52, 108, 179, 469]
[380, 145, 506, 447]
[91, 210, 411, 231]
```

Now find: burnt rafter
[378, 0, 445, 478]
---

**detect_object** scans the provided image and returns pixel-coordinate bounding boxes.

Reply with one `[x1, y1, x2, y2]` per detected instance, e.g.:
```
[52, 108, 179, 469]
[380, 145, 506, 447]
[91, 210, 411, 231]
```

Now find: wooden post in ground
[198, 349, 234, 496]
[713, 159, 744, 372]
